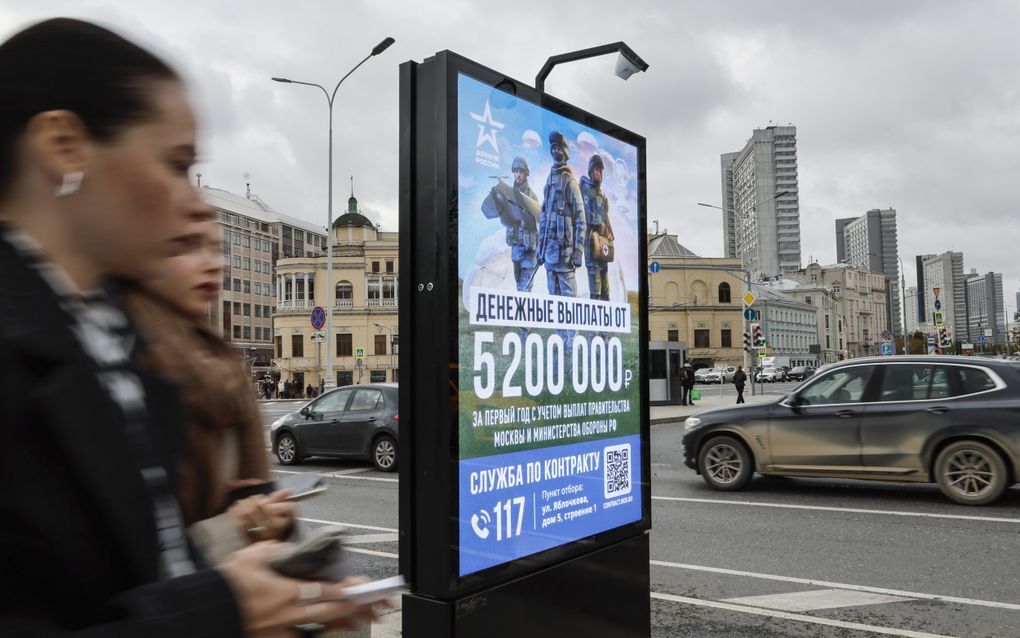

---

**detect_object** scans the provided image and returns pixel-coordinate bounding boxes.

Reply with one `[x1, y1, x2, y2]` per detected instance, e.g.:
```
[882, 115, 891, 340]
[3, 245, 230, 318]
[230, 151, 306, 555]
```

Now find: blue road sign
[743, 308, 758, 321]
[881, 342, 893, 356]
[649, 261, 661, 273]
[310, 306, 326, 330]
[977, 335, 985, 343]
[934, 299, 942, 310]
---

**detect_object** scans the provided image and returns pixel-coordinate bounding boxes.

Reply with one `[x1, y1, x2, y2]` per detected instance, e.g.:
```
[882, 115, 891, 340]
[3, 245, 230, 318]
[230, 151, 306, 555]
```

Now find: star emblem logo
[469, 100, 504, 153]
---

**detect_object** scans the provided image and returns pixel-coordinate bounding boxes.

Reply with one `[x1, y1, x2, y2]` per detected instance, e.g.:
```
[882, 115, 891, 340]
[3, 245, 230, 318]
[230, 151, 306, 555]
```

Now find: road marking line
[650, 560, 1020, 611]
[298, 517, 398, 533]
[347, 547, 398, 559]
[332, 467, 372, 476]
[651, 592, 958, 638]
[342, 533, 400, 545]
[269, 469, 398, 483]
[723, 588, 914, 612]
[652, 494, 1020, 524]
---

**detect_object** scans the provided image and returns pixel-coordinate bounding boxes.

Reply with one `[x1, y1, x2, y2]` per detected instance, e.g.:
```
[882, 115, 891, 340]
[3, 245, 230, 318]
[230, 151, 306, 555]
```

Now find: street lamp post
[697, 191, 788, 380]
[535, 42, 649, 93]
[272, 36, 395, 390]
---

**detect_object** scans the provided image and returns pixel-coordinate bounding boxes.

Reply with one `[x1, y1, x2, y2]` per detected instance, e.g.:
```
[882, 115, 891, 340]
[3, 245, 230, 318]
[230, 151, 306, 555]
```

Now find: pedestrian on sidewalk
[733, 365, 747, 404]
[680, 362, 696, 406]
[0, 18, 382, 636]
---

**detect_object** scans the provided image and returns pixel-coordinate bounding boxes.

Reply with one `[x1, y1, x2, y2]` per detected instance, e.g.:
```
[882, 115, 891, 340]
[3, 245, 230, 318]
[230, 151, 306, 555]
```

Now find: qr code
[603, 443, 632, 498]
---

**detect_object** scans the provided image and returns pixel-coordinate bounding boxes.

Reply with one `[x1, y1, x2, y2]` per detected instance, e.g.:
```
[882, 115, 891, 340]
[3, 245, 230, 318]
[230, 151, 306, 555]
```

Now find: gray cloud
[3, 0, 1019, 303]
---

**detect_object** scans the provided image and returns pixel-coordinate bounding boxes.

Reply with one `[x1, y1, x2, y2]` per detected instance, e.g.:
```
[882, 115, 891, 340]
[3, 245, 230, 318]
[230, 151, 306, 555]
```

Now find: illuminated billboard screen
[456, 73, 644, 576]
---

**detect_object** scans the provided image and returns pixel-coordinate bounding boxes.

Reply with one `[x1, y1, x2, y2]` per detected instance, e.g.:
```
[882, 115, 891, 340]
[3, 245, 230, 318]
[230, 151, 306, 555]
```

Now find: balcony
[367, 298, 397, 308]
[277, 299, 315, 309]
[336, 298, 354, 309]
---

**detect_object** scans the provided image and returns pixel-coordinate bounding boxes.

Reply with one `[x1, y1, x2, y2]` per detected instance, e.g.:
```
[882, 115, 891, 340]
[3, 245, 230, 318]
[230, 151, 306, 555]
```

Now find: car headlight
[271, 416, 286, 431]
[684, 416, 702, 431]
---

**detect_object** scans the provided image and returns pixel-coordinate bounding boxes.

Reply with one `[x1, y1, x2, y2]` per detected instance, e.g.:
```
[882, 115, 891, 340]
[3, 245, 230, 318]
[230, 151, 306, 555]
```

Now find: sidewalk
[649, 387, 774, 425]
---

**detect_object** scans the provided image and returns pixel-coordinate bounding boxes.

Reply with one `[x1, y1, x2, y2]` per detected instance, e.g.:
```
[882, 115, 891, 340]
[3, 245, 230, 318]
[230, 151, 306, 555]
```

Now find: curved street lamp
[535, 42, 648, 93]
[271, 36, 395, 390]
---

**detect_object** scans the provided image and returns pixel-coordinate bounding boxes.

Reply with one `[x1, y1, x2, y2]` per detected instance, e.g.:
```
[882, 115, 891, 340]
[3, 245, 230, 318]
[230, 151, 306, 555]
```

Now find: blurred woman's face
[71, 80, 211, 281]
[144, 221, 222, 318]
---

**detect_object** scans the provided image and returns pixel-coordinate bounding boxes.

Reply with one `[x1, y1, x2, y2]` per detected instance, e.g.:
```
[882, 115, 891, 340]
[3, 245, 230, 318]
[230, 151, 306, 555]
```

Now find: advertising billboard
[456, 73, 644, 577]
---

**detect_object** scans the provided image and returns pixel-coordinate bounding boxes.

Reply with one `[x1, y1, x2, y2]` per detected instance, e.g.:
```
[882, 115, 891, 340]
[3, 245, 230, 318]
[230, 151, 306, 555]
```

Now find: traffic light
[938, 326, 951, 349]
[742, 330, 752, 353]
[751, 323, 764, 348]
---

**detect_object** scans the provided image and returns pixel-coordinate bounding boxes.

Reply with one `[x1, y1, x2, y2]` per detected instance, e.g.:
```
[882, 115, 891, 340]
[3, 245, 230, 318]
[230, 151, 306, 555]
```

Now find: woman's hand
[228, 490, 295, 542]
[217, 542, 387, 638]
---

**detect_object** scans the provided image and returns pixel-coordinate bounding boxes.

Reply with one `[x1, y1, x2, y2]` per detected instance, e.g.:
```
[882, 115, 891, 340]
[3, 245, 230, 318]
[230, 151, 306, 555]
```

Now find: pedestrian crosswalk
[723, 588, 914, 612]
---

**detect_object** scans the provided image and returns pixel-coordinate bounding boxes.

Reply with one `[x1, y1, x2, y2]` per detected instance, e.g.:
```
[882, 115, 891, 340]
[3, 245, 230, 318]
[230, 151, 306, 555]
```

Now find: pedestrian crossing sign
[356, 347, 365, 360]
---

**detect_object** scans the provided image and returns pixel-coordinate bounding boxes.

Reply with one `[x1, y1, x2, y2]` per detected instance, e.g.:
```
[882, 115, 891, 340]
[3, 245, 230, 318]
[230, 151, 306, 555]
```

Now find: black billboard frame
[399, 49, 651, 604]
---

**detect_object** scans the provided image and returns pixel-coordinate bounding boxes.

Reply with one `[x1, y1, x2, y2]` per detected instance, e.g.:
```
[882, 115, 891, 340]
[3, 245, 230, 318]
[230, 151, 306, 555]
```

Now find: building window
[667, 329, 679, 342]
[243, 326, 251, 339]
[374, 334, 386, 355]
[370, 370, 387, 383]
[372, 261, 380, 274]
[233, 233, 240, 245]
[223, 229, 230, 242]
[263, 305, 270, 317]
[254, 283, 261, 295]
[294, 230, 304, 243]
[386, 261, 394, 273]
[254, 261, 261, 273]
[243, 236, 250, 248]
[233, 278, 241, 292]
[283, 226, 292, 239]
[243, 257, 250, 270]
[718, 282, 731, 303]
[243, 303, 250, 316]
[337, 371, 353, 387]
[337, 333, 353, 357]
[805, 296, 812, 305]
[232, 325, 241, 338]
[336, 281, 353, 306]
[694, 329, 710, 348]
[291, 334, 304, 357]
[254, 327, 261, 340]
[721, 329, 732, 348]
[255, 305, 261, 317]
[233, 256, 241, 268]
[243, 280, 251, 293]
[275, 336, 282, 358]
[233, 302, 241, 314]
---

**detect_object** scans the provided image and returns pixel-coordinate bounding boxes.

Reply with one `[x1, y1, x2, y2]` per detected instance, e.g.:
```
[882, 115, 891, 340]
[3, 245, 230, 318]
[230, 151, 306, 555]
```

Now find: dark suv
[271, 383, 399, 471]
[681, 357, 1020, 505]
[787, 366, 816, 381]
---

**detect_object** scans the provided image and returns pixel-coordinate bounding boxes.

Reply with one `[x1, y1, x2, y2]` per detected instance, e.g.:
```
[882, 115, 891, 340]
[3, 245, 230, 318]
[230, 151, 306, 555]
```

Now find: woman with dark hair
[0, 18, 377, 636]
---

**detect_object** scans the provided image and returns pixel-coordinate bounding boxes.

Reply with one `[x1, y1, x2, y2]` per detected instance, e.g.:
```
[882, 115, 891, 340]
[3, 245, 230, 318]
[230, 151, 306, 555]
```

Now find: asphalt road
[260, 399, 1020, 638]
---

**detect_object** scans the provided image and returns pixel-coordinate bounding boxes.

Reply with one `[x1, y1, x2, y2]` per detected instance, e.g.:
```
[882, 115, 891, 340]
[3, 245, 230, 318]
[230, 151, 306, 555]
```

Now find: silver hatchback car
[682, 356, 1020, 505]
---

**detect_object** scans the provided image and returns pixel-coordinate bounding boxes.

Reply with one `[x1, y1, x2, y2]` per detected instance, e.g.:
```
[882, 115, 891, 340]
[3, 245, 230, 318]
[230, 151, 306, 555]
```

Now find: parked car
[703, 366, 737, 384]
[681, 356, 1020, 505]
[775, 366, 791, 381]
[787, 365, 816, 381]
[694, 368, 712, 384]
[756, 366, 780, 382]
[271, 383, 399, 471]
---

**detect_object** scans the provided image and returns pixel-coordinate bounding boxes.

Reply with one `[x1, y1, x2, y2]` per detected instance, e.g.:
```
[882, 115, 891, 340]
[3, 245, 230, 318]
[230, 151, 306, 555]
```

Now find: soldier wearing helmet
[536, 131, 585, 299]
[580, 153, 613, 300]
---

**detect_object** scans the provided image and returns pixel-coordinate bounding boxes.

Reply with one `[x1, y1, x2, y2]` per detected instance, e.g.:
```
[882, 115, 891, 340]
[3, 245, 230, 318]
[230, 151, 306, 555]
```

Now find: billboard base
[402, 533, 650, 638]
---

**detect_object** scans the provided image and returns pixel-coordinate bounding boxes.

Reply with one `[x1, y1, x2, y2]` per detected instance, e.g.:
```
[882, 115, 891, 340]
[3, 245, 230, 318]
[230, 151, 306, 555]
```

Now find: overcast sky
[4, 0, 1020, 307]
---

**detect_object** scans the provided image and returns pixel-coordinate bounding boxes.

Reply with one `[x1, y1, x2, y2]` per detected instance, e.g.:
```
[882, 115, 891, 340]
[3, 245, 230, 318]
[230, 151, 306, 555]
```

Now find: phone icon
[470, 510, 490, 540]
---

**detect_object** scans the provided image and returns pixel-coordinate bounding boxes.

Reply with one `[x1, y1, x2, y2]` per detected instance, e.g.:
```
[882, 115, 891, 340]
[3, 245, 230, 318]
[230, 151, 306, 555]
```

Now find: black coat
[0, 238, 242, 637]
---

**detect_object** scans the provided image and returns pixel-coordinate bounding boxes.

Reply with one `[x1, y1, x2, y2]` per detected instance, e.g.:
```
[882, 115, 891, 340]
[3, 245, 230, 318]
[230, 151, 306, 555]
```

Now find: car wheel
[372, 435, 397, 472]
[275, 432, 303, 466]
[935, 440, 1008, 505]
[698, 436, 753, 491]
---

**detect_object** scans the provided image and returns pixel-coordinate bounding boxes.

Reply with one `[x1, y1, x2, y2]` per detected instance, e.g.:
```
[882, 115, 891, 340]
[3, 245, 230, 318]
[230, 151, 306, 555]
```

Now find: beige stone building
[272, 194, 398, 389]
[646, 235, 745, 368]
[203, 186, 328, 380]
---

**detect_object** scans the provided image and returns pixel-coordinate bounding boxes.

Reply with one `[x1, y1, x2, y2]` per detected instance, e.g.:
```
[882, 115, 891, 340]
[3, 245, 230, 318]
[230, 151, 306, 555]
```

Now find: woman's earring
[55, 172, 84, 197]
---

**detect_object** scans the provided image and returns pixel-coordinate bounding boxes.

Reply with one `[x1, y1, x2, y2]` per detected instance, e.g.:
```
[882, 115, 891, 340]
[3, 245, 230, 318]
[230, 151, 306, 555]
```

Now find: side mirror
[300, 407, 310, 418]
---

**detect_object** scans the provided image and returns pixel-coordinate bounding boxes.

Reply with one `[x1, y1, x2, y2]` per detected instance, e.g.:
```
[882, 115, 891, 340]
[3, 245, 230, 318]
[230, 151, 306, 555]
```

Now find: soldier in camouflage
[580, 154, 613, 300]
[537, 131, 585, 298]
[498, 156, 539, 291]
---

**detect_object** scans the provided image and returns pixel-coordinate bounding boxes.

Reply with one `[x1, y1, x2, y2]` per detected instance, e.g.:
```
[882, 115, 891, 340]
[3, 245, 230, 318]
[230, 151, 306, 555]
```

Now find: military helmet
[548, 131, 569, 159]
[511, 156, 529, 176]
[588, 154, 605, 177]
